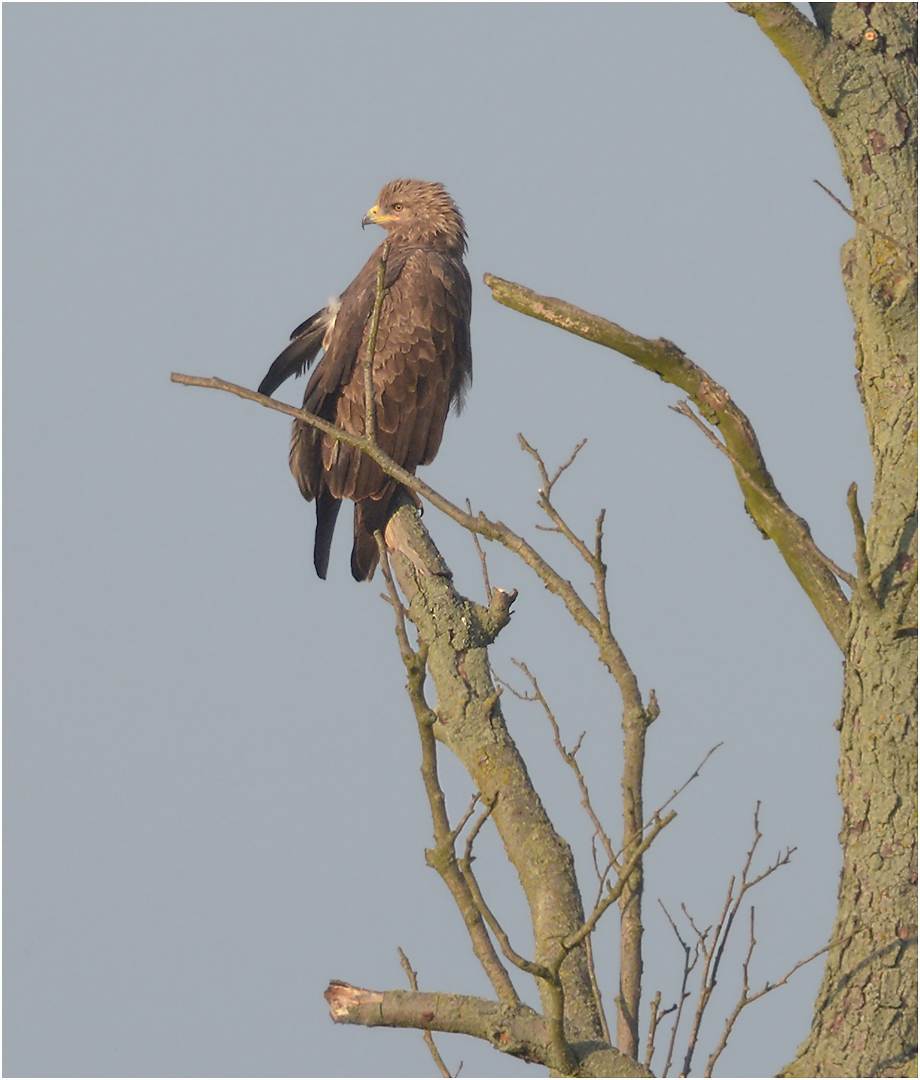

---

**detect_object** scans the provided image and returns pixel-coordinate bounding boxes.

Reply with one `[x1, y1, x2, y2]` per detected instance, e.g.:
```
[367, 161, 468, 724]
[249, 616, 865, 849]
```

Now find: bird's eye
[393, 203, 403, 212]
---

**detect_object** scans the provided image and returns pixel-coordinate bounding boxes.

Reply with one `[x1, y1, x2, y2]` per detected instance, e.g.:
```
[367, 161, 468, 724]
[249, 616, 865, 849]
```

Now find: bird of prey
[259, 179, 472, 581]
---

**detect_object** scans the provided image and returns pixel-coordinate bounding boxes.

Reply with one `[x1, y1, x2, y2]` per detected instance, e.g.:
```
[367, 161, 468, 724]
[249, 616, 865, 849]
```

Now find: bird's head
[362, 179, 467, 253]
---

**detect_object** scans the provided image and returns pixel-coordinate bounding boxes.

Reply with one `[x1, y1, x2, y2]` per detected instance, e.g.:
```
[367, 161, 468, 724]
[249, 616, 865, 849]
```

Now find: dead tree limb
[482, 273, 851, 651]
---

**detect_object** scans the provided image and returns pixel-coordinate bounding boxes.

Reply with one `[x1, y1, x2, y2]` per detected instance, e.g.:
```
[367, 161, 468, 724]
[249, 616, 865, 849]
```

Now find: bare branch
[466, 497, 492, 599]
[644, 990, 677, 1072]
[658, 900, 698, 1080]
[703, 913, 830, 1077]
[376, 534, 415, 663]
[584, 932, 613, 1047]
[679, 804, 797, 1077]
[363, 240, 390, 445]
[526, 434, 589, 498]
[565, 812, 676, 953]
[508, 434, 655, 1058]
[504, 657, 615, 1044]
[459, 826, 554, 983]
[649, 743, 724, 825]
[377, 543, 520, 1006]
[459, 800, 494, 869]
[482, 275, 850, 650]
[511, 658, 617, 872]
[450, 793, 483, 847]
[324, 982, 549, 1063]
[518, 435, 598, 567]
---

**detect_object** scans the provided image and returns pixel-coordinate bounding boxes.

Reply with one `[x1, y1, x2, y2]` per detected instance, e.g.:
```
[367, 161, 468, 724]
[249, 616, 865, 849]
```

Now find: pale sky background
[5, 4, 871, 1078]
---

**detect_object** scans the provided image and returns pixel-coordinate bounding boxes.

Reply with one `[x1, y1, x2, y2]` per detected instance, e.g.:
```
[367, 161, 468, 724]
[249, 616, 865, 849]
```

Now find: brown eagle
[259, 180, 472, 581]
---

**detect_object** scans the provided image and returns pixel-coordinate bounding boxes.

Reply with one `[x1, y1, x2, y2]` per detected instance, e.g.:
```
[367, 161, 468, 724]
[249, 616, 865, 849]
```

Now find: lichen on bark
[729, 4, 917, 1076]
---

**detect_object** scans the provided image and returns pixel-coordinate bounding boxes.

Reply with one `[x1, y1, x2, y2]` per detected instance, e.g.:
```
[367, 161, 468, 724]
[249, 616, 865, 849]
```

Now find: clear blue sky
[5, 4, 869, 1077]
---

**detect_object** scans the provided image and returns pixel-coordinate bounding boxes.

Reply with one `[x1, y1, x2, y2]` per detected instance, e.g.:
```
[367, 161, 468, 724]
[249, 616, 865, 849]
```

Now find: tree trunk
[729, 4, 917, 1076]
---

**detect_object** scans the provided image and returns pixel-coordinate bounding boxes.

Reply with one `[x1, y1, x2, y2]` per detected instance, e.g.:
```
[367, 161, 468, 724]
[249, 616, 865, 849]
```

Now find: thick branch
[376, 540, 520, 1006]
[382, 497, 602, 1053]
[324, 982, 549, 1062]
[325, 979, 653, 1078]
[482, 274, 850, 651]
[727, 3, 827, 101]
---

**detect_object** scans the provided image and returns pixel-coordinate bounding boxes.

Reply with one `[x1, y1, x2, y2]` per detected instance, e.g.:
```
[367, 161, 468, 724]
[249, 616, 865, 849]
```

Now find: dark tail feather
[350, 491, 397, 582]
[314, 491, 342, 580]
[258, 306, 333, 397]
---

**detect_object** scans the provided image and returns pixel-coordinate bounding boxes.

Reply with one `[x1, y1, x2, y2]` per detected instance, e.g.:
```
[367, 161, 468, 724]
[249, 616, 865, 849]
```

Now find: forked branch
[482, 274, 851, 651]
[654, 804, 816, 1078]
[704, 913, 829, 1077]
[376, 538, 520, 1007]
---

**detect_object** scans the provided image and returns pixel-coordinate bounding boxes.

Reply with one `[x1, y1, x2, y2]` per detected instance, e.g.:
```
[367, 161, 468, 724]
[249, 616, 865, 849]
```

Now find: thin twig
[649, 743, 724, 825]
[704, 911, 830, 1077]
[592, 743, 722, 899]
[459, 803, 554, 982]
[671, 400, 857, 587]
[376, 535, 414, 663]
[511, 658, 617, 872]
[813, 179, 918, 264]
[518, 435, 597, 568]
[813, 178, 861, 221]
[679, 804, 796, 1078]
[397, 948, 453, 1078]
[644, 990, 677, 1071]
[466, 498, 492, 598]
[449, 794, 482, 846]
[509, 655, 613, 1041]
[593, 508, 614, 640]
[363, 240, 390, 445]
[645, 991, 662, 1070]
[659, 900, 698, 1078]
[584, 932, 612, 1046]
[462, 797, 497, 864]
[564, 812, 676, 952]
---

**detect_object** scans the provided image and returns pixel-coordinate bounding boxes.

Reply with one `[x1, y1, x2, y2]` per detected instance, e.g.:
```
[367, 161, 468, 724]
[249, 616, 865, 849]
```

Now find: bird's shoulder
[339, 243, 468, 312]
